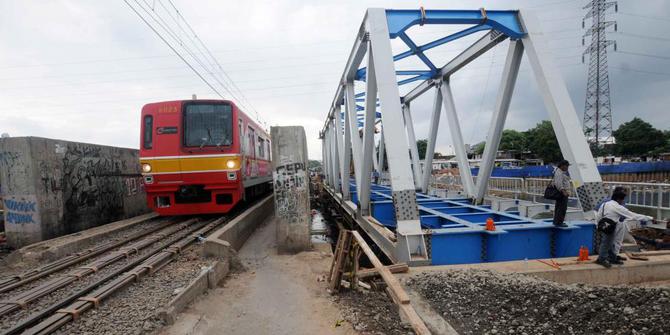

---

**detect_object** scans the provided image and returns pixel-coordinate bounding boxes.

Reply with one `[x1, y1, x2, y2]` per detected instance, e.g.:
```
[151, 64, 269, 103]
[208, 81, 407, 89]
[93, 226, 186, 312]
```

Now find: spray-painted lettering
[3, 198, 37, 224]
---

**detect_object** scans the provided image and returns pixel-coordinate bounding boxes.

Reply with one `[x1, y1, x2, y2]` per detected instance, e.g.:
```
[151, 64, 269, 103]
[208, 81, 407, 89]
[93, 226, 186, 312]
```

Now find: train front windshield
[184, 103, 233, 147]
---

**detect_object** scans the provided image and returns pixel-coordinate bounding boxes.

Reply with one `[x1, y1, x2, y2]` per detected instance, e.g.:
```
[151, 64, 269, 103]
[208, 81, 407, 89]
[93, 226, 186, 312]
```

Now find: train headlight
[142, 163, 152, 173]
[226, 160, 237, 169]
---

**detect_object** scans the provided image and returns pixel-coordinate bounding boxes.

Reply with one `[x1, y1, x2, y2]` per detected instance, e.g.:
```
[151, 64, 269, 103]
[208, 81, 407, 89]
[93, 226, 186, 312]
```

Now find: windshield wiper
[199, 128, 213, 149]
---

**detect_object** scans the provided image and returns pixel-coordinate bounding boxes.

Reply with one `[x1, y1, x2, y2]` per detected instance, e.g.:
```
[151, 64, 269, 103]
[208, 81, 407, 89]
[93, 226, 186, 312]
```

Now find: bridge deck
[347, 183, 594, 265]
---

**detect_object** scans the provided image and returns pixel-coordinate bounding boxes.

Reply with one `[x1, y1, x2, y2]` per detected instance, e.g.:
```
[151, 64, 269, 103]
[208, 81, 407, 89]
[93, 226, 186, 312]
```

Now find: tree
[472, 141, 486, 156]
[613, 117, 666, 157]
[308, 160, 322, 170]
[525, 121, 563, 163]
[416, 139, 428, 160]
[499, 129, 527, 152]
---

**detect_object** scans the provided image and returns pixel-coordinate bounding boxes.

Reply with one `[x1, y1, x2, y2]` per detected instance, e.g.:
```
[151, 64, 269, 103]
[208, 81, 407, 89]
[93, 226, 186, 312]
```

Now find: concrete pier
[0, 137, 149, 247]
[270, 126, 311, 253]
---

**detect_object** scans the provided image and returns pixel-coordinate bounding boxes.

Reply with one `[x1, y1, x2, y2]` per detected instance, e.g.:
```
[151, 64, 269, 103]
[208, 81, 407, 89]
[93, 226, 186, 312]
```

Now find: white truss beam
[440, 81, 476, 197]
[475, 39, 524, 202]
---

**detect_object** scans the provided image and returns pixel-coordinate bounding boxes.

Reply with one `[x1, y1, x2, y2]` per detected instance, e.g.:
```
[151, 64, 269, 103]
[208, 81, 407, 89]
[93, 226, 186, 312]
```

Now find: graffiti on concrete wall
[273, 162, 308, 222]
[0, 151, 27, 194]
[3, 195, 39, 225]
[59, 143, 127, 231]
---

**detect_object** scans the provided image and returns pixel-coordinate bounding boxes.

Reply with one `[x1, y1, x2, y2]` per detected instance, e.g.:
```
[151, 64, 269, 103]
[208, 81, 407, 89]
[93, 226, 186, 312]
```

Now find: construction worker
[552, 160, 571, 227]
[595, 188, 653, 268]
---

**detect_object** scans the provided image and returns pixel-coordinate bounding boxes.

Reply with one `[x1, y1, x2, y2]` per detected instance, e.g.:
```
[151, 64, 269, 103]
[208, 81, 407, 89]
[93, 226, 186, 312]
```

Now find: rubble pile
[335, 289, 412, 335]
[407, 269, 670, 335]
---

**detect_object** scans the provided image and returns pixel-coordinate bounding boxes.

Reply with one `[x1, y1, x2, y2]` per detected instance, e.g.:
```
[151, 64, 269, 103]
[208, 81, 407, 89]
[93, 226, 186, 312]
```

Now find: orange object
[485, 218, 496, 231]
[537, 259, 561, 270]
[577, 246, 590, 261]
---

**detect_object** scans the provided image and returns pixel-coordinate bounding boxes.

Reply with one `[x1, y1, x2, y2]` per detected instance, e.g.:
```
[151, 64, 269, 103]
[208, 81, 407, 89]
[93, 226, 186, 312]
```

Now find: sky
[0, 0, 669, 160]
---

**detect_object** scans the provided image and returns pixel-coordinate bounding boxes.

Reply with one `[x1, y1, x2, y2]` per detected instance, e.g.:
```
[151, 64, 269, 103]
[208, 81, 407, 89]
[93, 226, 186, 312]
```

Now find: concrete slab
[406, 251, 670, 285]
[0, 137, 149, 247]
[203, 195, 274, 260]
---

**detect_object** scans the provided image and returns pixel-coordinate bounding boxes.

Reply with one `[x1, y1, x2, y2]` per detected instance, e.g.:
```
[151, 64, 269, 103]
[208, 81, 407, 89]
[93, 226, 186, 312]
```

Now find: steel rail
[0, 218, 197, 318]
[19, 216, 228, 335]
[0, 216, 173, 294]
[0, 217, 216, 335]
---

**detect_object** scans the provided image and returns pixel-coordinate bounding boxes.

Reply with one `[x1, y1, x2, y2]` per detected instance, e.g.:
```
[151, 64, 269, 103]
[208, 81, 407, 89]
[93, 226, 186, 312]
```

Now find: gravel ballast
[334, 288, 413, 335]
[406, 269, 670, 335]
[54, 245, 212, 335]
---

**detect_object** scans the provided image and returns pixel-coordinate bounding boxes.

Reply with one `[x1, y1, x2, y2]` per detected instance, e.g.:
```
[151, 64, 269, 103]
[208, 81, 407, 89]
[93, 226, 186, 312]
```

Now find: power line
[618, 50, 670, 61]
[123, 0, 227, 102]
[164, 0, 261, 122]
[131, 0, 249, 112]
[0, 41, 347, 70]
[612, 31, 670, 43]
[618, 11, 670, 23]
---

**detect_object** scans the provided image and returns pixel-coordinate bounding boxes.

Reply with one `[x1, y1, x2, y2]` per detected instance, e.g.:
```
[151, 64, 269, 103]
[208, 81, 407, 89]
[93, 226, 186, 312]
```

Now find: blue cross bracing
[355, 9, 525, 83]
[347, 182, 594, 265]
[351, 9, 526, 118]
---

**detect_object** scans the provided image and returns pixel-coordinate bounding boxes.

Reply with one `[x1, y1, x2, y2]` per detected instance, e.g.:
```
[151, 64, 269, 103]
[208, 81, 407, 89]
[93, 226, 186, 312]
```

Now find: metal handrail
[429, 175, 670, 217]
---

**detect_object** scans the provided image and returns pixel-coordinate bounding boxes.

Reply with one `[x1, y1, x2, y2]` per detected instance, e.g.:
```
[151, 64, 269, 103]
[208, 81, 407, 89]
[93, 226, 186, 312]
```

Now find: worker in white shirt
[595, 188, 654, 268]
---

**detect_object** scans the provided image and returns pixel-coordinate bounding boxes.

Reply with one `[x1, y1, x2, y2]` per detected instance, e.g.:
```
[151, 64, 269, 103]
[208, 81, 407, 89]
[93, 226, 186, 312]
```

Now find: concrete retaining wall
[0, 137, 149, 247]
[159, 260, 230, 325]
[203, 195, 274, 258]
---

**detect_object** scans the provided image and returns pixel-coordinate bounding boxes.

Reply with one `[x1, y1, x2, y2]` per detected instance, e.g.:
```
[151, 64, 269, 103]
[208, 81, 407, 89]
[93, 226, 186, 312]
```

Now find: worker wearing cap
[595, 188, 653, 268]
[552, 160, 571, 228]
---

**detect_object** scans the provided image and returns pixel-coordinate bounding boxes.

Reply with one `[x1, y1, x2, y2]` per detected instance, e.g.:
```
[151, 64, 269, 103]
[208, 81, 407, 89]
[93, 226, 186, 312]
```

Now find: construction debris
[328, 230, 430, 334]
[407, 269, 670, 335]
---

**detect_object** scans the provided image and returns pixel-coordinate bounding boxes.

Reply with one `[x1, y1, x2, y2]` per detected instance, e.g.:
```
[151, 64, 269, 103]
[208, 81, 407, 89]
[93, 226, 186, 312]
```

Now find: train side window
[143, 115, 153, 149]
[238, 119, 244, 153]
[258, 137, 265, 158]
[248, 127, 255, 157]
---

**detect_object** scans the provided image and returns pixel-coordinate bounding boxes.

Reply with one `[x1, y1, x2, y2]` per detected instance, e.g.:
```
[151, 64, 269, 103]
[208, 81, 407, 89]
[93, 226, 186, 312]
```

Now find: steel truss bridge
[319, 8, 610, 265]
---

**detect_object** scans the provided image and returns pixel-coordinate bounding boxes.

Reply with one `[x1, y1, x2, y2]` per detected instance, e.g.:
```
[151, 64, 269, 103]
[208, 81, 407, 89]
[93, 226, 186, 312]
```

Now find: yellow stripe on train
[141, 155, 241, 174]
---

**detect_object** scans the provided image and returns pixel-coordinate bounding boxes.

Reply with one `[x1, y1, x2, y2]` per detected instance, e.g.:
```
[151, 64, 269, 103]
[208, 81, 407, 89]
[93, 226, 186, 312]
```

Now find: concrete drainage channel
[0, 195, 274, 335]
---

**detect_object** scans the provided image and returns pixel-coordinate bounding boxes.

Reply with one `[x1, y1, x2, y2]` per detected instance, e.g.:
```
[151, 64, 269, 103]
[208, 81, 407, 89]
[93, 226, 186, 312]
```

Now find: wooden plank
[398, 302, 432, 335]
[351, 231, 409, 304]
[385, 288, 431, 335]
[328, 230, 344, 280]
[329, 231, 352, 292]
[355, 263, 409, 279]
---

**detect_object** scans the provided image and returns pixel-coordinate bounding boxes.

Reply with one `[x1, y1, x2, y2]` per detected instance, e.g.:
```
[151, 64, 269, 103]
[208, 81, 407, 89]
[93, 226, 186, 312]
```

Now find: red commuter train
[139, 99, 272, 216]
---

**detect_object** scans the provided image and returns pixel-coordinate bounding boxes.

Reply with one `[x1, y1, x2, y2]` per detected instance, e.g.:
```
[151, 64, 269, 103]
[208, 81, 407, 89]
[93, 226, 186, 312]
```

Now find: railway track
[0, 216, 176, 294]
[1, 215, 228, 335]
[0, 219, 196, 319]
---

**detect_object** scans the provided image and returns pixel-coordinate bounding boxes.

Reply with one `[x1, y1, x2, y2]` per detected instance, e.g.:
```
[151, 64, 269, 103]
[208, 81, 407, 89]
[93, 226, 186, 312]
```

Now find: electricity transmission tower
[582, 0, 617, 147]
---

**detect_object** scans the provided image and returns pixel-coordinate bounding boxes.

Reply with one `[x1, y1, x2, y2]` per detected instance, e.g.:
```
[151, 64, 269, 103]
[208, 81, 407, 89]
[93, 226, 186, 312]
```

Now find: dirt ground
[160, 217, 357, 335]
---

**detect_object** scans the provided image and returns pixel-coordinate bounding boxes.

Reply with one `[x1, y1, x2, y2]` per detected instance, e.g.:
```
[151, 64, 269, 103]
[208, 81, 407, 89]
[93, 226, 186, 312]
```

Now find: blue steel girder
[355, 9, 525, 83]
[385, 9, 524, 38]
[361, 183, 574, 233]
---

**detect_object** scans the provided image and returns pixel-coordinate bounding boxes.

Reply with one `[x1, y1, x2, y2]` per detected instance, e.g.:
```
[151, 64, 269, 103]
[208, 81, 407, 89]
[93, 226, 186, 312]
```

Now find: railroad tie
[77, 296, 100, 308]
[128, 271, 142, 282]
[165, 246, 180, 255]
[139, 264, 154, 274]
[65, 273, 83, 279]
[56, 308, 81, 321]
[79, 265, 99, 273]
[0, 300, 28, 309]
[120, 247, 140, 257]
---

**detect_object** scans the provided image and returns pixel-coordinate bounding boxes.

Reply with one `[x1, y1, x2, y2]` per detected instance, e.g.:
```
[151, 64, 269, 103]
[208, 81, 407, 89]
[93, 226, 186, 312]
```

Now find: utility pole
[582, 0, 617, 148]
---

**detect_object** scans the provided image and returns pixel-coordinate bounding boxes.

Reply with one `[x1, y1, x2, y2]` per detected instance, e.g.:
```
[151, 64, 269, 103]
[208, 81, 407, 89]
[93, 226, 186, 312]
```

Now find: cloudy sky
[1, 0, 668, 159]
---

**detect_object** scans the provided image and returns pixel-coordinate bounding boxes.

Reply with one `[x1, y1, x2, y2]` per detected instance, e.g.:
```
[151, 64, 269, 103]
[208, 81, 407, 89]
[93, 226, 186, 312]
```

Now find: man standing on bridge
[552, 160, 571, 228]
